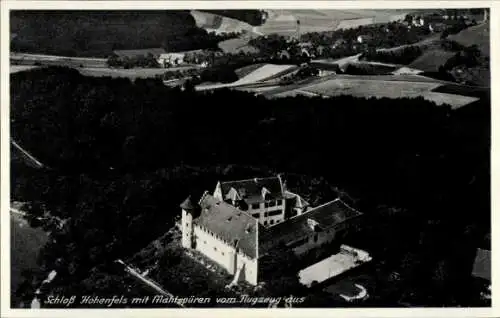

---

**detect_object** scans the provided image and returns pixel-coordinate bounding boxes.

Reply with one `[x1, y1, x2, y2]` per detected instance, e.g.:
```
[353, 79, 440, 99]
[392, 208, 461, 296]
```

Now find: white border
[1, 1, 498, 318]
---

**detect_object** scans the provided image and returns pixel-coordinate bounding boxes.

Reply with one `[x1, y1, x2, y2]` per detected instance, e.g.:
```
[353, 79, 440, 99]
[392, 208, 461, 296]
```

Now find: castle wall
[194, 225, 237, 275]
[236, 252, 258, 285]
[291, 227, 338, 256]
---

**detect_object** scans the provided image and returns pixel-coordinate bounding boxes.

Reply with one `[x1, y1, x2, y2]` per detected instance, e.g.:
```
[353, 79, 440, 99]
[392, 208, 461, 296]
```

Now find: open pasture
[300, 78, 443, 99]
[409, 50, 456, 72]
[270, 75, 479, 109]
[190, 10, 254, 35]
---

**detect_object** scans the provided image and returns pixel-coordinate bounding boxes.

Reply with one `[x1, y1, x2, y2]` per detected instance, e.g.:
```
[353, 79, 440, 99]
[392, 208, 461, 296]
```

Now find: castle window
[276, 200, 282, 206]
[270, 219, 274, 225]
[222, 251, 225, 256]
[214, 247, 217, 252]
[313, 233, 318, 243]
[269, 200, 276, 207]
[252, 213, 260, 218]
[252, 203, 260, 210]
[267, 210, 282, 217]
[264, 220, 268, 225]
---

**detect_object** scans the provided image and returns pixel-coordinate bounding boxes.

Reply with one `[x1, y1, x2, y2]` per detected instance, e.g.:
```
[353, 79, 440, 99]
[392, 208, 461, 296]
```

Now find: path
[11, 139, 45, 169]
[116, 259, 185, 308]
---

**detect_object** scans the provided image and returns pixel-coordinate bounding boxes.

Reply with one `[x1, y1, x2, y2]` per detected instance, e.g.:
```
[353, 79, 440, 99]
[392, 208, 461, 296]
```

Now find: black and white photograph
[2, 1, 495, 314]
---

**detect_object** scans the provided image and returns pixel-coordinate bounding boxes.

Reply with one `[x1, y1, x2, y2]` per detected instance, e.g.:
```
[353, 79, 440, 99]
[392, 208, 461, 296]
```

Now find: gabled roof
[259, 198, 362, 256]
[284, 190, 310, 209]
[194, 193, 258, 258]
[472, 248, 491, 281]
[220, 176, 284, 204]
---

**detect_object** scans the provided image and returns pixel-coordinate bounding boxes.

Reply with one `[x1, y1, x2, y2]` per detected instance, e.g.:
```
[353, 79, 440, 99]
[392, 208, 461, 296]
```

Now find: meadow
[408, 50, 456, 72]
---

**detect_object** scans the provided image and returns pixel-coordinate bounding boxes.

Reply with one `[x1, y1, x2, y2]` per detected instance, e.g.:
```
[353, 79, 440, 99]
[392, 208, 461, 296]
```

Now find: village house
[356, 35, 373, 44]
[179, 176, 367, 286]
[157, 49, 207, 68]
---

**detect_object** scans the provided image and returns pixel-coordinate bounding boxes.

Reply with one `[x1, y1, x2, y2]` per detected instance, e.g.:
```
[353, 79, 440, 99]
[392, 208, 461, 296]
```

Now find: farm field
[235, 63, 265, 78]
[300, 78, 443, 99]
[190, 10, 255, 35]
[433, 83, 490, 98]
[332, 74, 452, 84]
[218, 36, 260, 54]
[420, 92, 479, 109]
[408, 50, 456, 72]
[264, 74, 478, 109]
[255, 9, 413, 35]
[195, 9, 422, 38]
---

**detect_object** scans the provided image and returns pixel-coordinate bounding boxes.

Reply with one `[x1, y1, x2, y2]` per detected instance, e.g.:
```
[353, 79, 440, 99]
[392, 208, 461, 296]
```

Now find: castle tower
[180, 196, 196, 249]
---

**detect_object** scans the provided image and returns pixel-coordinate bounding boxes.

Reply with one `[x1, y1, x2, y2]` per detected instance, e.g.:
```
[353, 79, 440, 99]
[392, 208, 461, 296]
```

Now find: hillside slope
[448, 23, 490, 57]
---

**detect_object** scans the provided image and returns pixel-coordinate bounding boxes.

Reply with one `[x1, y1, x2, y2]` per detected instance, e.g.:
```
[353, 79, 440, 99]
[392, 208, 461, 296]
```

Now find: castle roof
[220, 176, 284, 204]
[188, 191, 362, 260]
[180, 196, 196, 210]
[194, 193, 258, 258]
[259, 198, 362, 256]
[284, 190, 310, 209]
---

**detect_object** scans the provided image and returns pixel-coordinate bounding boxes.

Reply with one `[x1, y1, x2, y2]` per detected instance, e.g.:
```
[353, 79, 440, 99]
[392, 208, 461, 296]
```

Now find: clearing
[190, 10, 255, 35]
[266, 74, 478, 109]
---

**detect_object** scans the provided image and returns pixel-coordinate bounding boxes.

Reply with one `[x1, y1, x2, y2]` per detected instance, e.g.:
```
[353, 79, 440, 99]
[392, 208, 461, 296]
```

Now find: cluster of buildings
[111, 48, 210, 68]
[179, 175, 369, 286]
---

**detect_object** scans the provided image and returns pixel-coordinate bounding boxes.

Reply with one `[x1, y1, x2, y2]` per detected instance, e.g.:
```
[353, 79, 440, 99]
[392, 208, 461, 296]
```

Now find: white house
[213, 176, 309, 226]
[357, 35, 373, 44]
[158, 53, 185, 67]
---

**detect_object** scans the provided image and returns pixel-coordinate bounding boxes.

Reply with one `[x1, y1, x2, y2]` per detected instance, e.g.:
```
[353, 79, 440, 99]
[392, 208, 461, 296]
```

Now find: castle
[180, 175, 363, 285]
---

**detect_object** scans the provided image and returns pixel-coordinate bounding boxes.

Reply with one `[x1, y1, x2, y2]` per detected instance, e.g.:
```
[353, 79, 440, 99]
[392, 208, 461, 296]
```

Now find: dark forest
[10, 67, 490, 307]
